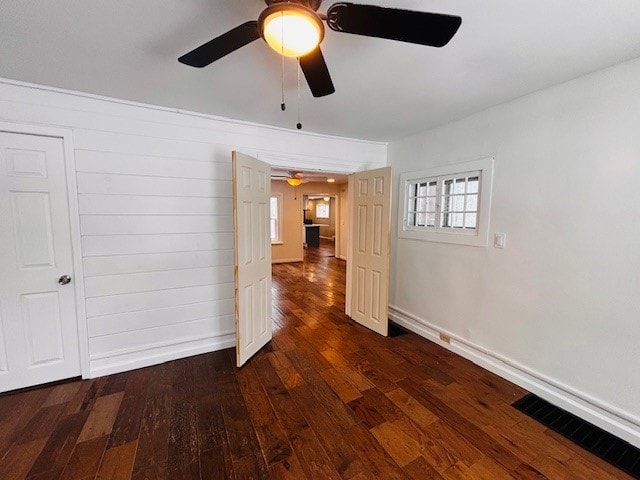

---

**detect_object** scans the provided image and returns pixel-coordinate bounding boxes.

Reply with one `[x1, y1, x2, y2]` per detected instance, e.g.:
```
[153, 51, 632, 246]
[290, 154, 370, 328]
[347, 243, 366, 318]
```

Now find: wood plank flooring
[0, 243, 630, 479]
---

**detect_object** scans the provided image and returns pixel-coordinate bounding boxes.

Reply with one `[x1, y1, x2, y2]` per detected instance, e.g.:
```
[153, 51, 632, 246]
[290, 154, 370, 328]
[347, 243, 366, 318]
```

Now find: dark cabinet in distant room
[305, 225, 320, 247]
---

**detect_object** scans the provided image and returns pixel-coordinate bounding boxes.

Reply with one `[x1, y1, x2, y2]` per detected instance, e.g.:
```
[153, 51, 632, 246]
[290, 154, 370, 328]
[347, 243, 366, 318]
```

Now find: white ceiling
[2, 1, 640, 141]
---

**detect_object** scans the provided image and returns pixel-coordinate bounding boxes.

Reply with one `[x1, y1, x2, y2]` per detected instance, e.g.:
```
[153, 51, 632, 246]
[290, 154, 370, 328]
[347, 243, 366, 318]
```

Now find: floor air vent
[513, 394, 640, 478]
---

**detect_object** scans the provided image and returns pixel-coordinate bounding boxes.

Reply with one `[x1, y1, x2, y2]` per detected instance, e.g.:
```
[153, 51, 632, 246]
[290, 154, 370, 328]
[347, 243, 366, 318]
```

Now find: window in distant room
[399, 158, 494, 247]
[316, 203, 330, 219]
[270, 194, 282, 243]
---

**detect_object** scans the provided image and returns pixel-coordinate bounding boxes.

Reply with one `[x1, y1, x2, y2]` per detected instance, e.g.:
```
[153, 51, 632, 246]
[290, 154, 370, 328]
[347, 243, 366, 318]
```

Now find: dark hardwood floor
[0, 246, 630, 479]
[312, 237, 335, 258]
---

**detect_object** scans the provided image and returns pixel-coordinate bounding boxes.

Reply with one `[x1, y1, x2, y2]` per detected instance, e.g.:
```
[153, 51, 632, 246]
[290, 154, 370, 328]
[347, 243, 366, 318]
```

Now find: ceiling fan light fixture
[286, 177, 303, 186]
[259, 4, 324, 58]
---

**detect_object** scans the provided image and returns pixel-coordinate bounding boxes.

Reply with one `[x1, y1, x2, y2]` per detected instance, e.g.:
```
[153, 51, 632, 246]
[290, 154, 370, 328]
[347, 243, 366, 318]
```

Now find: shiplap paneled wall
[0, 78, 387, 377]
[75, 139, 239, 376]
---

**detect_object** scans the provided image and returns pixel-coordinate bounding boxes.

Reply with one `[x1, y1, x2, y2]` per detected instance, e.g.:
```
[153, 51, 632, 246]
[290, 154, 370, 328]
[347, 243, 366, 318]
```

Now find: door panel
[347, 167, 392, 336]
[233, 151, 272, 367]
[0, 131, 80, 392]
[6, 148, 48, 177]
[11, 192, 56, 268]
[22, 291, 65, 365]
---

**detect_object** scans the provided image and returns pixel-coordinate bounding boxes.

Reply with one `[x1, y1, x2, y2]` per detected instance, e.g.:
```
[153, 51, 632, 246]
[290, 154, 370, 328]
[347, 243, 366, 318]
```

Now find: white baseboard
[389, 305, 640, 448]
[88, 333, 235, 378]
[272, 257, 303, 264]
[319, 235, 335, 240]
[338, 255, 347, 261]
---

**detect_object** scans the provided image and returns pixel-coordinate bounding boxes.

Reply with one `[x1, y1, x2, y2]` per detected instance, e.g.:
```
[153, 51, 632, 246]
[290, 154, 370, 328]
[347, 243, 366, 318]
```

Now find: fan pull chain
[296, 57, 302, 130]
[280, 12, 286, 111]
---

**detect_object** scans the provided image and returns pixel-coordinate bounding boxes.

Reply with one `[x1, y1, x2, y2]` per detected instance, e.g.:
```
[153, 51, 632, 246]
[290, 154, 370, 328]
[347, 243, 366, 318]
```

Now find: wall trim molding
[89, 333, 235, 377]
[0, 77, 387, 147]
[272, 258, 304, 264]
[389, 304, 640, 448]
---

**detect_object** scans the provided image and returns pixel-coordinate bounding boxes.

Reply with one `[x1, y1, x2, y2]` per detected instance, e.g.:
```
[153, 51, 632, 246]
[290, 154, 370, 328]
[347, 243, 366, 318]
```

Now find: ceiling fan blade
[178, 21, 260, 68]
[299, 47, 335, 97]
[326, 3, 461, 47]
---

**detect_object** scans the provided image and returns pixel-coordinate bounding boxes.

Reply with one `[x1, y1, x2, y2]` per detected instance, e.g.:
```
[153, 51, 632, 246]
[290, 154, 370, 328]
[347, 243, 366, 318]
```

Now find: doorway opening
[233, 152, 392, 366]
[303, 193, 337, 258]
[270, 168, 349, 266]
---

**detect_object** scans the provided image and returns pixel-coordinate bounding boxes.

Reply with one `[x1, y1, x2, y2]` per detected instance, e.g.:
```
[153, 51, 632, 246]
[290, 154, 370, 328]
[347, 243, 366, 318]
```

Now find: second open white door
[347, 167, 392, 336]
[232, 151, 272, 367]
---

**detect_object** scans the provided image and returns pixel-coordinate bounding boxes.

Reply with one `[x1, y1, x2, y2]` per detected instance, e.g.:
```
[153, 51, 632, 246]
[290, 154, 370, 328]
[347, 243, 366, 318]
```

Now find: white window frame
[270, 193, 283, 244]
[316, 202, 330, 219]
[398, 157, 494, 247]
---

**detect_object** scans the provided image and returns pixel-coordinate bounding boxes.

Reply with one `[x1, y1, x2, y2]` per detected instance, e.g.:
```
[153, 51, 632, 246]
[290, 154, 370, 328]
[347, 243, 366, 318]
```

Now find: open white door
[346, 167, 392, 336]
[232, 151, 272, 367]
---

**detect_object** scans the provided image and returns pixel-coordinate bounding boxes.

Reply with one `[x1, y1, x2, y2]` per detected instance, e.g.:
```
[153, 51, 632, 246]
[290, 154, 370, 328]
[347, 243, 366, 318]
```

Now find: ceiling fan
[271, 171, 306, 185]
[178, 1, 462, 98]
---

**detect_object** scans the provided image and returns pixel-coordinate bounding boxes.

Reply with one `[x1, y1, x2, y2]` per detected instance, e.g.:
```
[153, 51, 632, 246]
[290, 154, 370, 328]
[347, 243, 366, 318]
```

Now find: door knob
[58, 275, 71, 285]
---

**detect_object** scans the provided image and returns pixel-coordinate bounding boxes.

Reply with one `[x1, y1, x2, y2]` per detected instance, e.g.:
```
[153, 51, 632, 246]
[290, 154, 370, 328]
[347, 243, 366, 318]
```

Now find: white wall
[0, 79, 386, 377]
[388, 57, 640, 446]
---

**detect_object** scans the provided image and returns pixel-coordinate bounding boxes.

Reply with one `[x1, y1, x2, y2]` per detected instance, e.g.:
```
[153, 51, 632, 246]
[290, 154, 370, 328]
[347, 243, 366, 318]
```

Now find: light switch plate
[494, 233, 506, 248]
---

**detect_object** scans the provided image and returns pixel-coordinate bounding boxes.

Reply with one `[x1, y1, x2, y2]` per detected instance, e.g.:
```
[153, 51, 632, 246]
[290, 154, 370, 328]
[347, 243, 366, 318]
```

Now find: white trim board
[388, 305, 640, 448]
[0, 78, 387, 148]
[89, 334, 235, 377]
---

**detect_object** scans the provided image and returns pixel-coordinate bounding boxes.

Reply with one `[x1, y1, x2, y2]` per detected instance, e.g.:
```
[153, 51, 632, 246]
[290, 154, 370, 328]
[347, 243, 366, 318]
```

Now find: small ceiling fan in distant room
[271, 171, 305, 185]
[178, 1, 462, 99]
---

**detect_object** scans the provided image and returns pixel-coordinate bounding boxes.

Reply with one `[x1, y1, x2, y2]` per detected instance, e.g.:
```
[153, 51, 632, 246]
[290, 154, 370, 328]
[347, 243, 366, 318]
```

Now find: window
[406, 172, 479, 232]
[270, 194, 282, 243]
[399, 158, 494, 247]
[316, 203, 330, 219]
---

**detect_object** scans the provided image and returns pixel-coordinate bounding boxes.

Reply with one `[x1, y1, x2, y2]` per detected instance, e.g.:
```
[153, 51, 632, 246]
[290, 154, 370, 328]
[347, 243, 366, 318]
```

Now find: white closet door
[0, 131, 80, 392]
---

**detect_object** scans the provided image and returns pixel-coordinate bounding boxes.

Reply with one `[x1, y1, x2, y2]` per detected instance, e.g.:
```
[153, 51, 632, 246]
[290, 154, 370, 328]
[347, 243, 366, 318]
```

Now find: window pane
[441, 212, 451, 227]
[453, 178, 466, 194]
[316, 204, 329, 218]
[427, 197, 436, 212]
[467, 177, 479, 193]
[465, 194, 478, 212]
[417, 212, 426, 227]
[270, 196, 279, 241]
[452, 213, 464, 228]
[452, 195, 464, 212]
[417, 197, 427, 212]
[409, 182, 417, 197]
[407, 212, 416, 226]
[465, 213, 477, 229]
[427, 181, 437, 196]
[426, 212, 436, 227]
[270, 218, 277, 240]
[418, 182, 428, 196]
